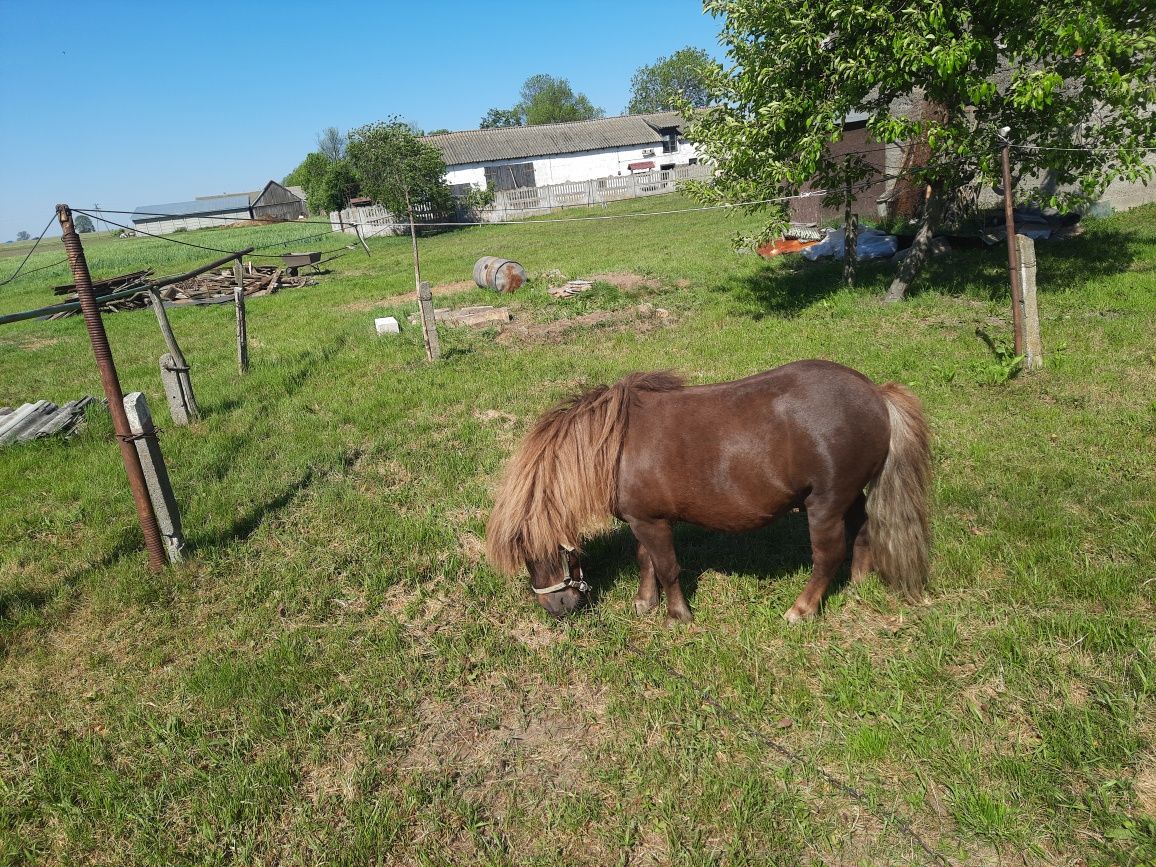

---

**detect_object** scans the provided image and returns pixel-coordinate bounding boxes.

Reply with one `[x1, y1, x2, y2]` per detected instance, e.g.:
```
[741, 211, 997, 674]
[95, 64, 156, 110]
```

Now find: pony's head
[526, 544, 590, 617]
[485, 371, 683, 615]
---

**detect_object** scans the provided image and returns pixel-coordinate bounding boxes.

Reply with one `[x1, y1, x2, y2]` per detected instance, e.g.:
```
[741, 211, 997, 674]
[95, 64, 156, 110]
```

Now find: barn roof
[423, 112, 691, 166]
[132, 195, 252, 224]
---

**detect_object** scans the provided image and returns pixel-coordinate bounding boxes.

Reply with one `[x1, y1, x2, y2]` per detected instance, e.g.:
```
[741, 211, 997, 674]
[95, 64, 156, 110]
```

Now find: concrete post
[418, 281, 441, 361]
[123, 392, 184, 564]
[159, 353, 191, 425]
[233, 260, 249, 373]
[1016, 234, 1044, 370]
[148, 288, 199, 421]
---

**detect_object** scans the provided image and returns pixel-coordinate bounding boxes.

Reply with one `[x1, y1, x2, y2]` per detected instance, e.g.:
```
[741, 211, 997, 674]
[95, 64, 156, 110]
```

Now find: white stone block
[375, 316, 400, 335]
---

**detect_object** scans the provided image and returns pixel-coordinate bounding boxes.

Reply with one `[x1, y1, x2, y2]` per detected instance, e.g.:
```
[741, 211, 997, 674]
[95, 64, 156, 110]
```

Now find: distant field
[1, 194, 1154, 864]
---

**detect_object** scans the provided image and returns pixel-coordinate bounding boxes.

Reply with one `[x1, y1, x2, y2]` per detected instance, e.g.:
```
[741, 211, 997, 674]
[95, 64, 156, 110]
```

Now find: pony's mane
[486, 371, 683, 575]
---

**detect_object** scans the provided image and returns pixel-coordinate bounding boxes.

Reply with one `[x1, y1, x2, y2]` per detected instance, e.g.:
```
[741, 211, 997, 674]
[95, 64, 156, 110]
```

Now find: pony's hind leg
[634, 541, 661, 616]
[627, 518, 691, 625]
[784, 502, 847, 624]
[846, 493, 873, 584]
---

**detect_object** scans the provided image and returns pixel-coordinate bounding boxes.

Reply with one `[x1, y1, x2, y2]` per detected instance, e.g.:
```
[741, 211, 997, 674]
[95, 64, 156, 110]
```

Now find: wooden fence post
[123, 392, 184, 564]
[1016, 234, 1044, 370]
[233, 259, 249, 373]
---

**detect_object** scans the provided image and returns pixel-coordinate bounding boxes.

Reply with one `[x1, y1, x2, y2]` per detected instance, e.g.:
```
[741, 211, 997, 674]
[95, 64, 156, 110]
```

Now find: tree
[347, 119, 453, 360]
[16, 230, 30, 241]
[285, 151, 335, 213]
[687, 1, 1156, 301]
[75, 214, 96, 233]
[480, 107, 523, 129]
[316, 126, 346, 161]
[627, 46, 713, 114]
[482, 75, 604, 128]
[314, 159, 361, 213]
[346, 119, 452, 219]
[520, 74, 604, 125]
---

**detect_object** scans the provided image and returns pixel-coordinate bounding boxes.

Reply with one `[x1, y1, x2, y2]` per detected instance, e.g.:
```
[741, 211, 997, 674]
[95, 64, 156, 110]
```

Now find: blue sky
[0, 1, 723, 242]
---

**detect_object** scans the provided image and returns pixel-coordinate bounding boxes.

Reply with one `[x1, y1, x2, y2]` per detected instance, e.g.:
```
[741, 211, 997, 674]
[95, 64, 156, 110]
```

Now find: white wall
[445, 138, 701, 189]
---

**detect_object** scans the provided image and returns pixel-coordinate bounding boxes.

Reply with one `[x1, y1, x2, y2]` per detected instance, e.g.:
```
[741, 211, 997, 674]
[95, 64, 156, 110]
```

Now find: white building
[424, 111, 701, 194]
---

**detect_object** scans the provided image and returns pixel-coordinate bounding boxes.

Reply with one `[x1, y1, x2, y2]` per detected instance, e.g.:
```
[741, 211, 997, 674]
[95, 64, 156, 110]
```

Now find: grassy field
[1, 194, 1154, 865]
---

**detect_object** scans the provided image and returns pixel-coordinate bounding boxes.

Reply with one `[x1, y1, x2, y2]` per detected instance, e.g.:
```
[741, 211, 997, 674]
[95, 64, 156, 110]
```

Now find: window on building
[661, 131, 679, 154]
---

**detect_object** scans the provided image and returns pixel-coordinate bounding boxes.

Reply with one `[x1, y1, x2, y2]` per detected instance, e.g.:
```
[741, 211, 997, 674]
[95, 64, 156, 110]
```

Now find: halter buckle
[531, 546, 591, 595]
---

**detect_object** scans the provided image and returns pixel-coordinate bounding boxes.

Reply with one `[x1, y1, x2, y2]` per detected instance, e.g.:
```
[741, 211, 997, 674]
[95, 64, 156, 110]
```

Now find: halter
[531, 543, 592, 595]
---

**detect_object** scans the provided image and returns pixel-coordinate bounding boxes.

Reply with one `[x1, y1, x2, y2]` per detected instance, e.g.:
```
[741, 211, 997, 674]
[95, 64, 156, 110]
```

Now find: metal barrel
[472, 256, 526, 293]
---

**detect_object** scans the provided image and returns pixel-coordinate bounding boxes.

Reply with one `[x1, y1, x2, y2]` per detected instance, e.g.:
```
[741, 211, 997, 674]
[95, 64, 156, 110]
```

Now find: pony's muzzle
[537, 586, 588, 617]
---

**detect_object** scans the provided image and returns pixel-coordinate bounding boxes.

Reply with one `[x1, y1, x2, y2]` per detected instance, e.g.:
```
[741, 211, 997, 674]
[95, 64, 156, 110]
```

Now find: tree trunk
[843, 179, 858, 288]
[885, 182, 943, 303]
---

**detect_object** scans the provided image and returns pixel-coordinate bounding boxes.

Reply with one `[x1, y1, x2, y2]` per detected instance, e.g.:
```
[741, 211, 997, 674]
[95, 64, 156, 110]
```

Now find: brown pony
[486, 360, 931, 624]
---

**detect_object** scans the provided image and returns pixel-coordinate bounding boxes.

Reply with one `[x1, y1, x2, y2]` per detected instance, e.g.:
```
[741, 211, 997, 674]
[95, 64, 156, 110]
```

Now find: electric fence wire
[0, 257, 70, 288]
[1010, 141, 1156, 154]
[72, 210, 247, 257]
[0, 213, 62, 288]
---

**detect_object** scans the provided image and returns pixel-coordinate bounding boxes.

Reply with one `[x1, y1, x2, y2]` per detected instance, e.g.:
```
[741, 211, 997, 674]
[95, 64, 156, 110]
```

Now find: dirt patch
[496, 306, 674, 346]
[19, 337, 61, 351]
[458, 531, 486, 565]
[342, 280, 479, 312]
[1135, 754, 1156, 817]
[400, 675, 607, 789]
[473, 409, 517, 425]
[587, 271, 660, 291]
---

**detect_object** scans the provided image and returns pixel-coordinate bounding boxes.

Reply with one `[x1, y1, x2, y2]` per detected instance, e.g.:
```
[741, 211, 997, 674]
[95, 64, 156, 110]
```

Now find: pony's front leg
[633, 541, 660, 616]
[627, 518, 691, 625]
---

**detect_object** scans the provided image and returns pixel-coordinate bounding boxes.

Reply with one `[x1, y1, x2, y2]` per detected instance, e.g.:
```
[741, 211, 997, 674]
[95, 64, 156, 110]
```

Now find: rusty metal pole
[1000, 140, 1026, 356]
[57, 204, 168, 572]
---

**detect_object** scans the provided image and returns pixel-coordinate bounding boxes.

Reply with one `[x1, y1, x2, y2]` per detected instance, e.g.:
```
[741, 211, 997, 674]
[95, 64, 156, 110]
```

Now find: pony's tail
[866, 383, 932, 601]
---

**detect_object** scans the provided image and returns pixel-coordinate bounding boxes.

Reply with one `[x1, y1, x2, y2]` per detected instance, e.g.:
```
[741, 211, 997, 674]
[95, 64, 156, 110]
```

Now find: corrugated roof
[424, 112, 690, 166]
[132, 195, 252, 223]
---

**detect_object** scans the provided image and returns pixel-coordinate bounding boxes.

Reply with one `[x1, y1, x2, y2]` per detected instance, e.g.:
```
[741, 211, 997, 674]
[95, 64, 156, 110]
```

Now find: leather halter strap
[531, 544, 591, 595]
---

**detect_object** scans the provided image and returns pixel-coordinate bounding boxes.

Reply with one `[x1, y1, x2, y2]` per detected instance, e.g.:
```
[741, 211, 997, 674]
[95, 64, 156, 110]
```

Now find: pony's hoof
[633, 597, 659, 616]
[783, 605, 816, 625]
[663, 609, 693, 628]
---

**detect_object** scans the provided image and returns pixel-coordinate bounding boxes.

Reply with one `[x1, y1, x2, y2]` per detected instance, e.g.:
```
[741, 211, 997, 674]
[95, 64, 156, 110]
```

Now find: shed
[250, 181, 306, 221]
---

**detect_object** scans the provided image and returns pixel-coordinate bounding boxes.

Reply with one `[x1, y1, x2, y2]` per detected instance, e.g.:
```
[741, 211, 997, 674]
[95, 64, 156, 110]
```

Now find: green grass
[1, 194, 1154, 865]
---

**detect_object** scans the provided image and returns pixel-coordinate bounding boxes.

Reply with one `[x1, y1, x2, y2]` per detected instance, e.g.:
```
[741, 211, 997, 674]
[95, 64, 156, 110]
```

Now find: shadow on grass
[719, 259, 848, 318]
[203, 334, 350, 418]
[581, 512, 834, 615]
[190, 447, 363, 551]
[720, 225, 1139, 316]
[0, 527, 141, 660]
